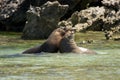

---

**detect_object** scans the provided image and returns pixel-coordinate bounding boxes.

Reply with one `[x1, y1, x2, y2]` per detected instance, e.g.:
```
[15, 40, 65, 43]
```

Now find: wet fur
[22, 28, 65, 54]
[59, 29, 97, 54]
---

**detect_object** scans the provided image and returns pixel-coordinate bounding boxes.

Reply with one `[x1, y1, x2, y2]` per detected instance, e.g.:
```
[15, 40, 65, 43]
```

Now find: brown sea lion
[59, 28, 97, 54]
[22, 27, 66, 54]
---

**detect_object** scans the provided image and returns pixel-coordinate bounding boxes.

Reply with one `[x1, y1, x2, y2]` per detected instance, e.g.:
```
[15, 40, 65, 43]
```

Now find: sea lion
[59, 28, 97, 54]
[22, 27, 66, 54]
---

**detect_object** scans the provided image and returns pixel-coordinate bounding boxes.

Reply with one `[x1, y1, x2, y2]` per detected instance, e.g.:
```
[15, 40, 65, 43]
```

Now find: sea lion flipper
[22, 45, 41, 54]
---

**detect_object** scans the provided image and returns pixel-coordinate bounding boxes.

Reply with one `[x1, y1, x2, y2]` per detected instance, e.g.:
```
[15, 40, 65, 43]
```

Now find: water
[0, 50, 120, 80]
[0, 31, 120, 80]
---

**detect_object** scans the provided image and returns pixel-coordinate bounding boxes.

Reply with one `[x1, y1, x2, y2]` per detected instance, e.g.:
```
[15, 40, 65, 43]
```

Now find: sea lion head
[63, 27, 77, 40]
[57, 27, 66, 36]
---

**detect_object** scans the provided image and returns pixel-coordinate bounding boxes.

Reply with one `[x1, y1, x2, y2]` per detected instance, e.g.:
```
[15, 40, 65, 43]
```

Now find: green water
[0, 31, 120, 80]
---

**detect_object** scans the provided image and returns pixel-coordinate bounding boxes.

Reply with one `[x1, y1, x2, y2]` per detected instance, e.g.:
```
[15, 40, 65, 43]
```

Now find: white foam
[79, 47, 88, 52]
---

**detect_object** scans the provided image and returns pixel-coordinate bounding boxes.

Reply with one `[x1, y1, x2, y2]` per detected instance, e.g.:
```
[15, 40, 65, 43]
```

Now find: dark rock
[0, 0, 95, 32]
[0, 0, 99, 32]
[30, 0, 80, 10]
[0, 0, 30, 31]
[22, 1, 68, 39]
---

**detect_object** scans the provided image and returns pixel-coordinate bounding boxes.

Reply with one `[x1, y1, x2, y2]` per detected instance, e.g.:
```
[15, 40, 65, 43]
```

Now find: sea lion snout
[59, 28, 97, 54]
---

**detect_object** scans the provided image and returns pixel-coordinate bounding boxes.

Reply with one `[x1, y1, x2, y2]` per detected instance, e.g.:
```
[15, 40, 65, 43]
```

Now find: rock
[0, 0, 30, 31]
[0, 0, 77, 31]
[102, 9, 120, 40]
[102, 0, 120, 40]
[104, 25, 120, 40]
[31, 0, 99, 20]
[102, 0, 120, 11]
[1, 0, 119, 41]
[104, 30, 113, 40]
[72, 7, 105, 31]
[114, 37, 120, 41]
[60, 0, 99, 20]
[30, 0, 80, 10]
[59, 0, 120, 33]
[102, 9, 120, 30]
[59, 7, 106, 31]
[0, 0, 101, 31]
[22, 1, 68, 39]
[58, 20, 73, 29]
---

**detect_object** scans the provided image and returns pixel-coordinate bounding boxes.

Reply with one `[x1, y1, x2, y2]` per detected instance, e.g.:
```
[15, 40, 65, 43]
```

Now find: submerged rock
[22, 1, 68, 39]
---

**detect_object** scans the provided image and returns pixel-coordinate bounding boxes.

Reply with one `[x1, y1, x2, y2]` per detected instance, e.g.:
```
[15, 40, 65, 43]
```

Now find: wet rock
[79, 40, 95, 44]
[104, 25, 120, 40]
[22, 1, 68, 39]
[103, 9, 120, 40]
[104, 30, 113, 40]
[114, 37, 120, 41]
[102, 1, 120, 41]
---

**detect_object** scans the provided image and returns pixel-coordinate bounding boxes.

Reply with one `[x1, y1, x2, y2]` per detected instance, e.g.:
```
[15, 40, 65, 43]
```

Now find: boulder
[22, 1, 68, 39]
[0, 0, 30, 31]
[58, 0, 120, 32]
[102, 0, 120, 11]
[59, 7, 106, 31]
[102, 0, 120, 40]
[104, 24, 120, 40]
[0, 0, 99, 31]
[0, 0, 81, 31]
[30, 0, 81, 10]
